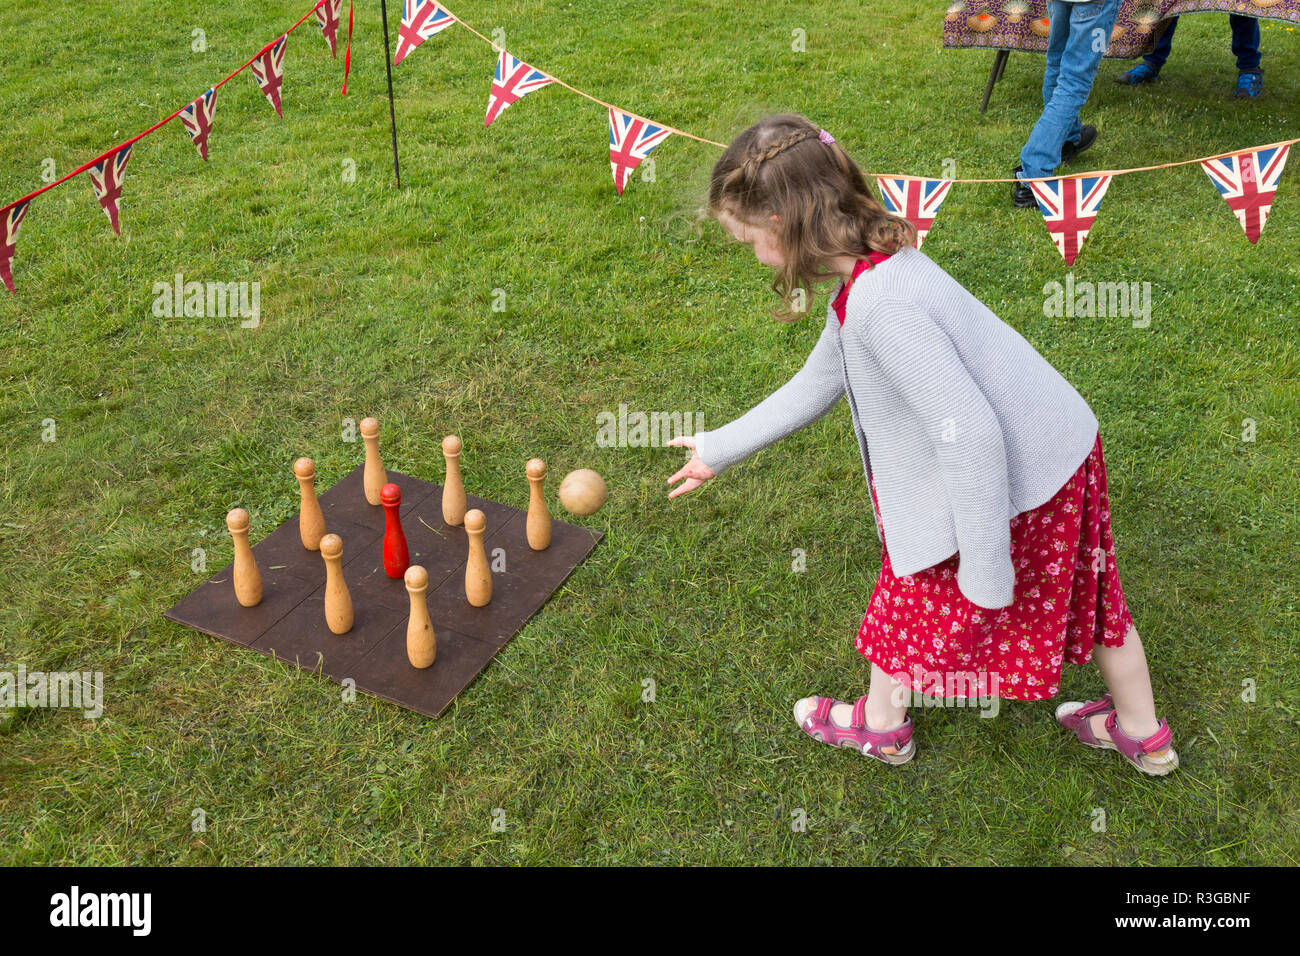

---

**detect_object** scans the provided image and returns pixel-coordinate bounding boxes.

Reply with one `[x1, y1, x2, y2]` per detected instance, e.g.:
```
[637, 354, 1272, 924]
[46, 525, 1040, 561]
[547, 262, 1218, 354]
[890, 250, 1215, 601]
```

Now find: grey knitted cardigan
[692, 245, 1099, 610]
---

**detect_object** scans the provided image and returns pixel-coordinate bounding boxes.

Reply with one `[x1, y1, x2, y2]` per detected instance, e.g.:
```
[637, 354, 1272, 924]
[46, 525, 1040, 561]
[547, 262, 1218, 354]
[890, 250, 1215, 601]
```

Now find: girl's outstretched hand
[665, 436, 716, 498]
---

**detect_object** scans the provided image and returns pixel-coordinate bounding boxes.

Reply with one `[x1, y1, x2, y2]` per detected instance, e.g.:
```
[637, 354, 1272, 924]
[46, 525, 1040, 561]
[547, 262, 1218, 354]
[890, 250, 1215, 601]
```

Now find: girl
[665, 114, 1178, 775]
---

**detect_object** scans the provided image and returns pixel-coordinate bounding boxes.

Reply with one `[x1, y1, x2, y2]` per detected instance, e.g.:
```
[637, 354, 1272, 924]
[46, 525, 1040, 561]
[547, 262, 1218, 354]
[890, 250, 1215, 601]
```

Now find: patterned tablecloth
[943, 0, 1300, 58]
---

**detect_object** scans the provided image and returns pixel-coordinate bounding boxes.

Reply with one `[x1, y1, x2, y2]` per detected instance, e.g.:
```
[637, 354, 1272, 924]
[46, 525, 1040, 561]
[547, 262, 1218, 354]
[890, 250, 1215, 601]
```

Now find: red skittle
[381, 482, 410, 579]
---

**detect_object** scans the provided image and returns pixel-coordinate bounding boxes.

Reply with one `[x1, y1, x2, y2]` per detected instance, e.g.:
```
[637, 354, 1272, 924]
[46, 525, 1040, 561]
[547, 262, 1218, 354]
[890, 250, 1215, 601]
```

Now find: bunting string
[447, 11, 727, 148]
[396, 1, 1298, 180]
[1, 0, 1295, 291]
[1, 1, 333, 218]
[387, 0, 1295, 262]
[0, 0, 346, 290]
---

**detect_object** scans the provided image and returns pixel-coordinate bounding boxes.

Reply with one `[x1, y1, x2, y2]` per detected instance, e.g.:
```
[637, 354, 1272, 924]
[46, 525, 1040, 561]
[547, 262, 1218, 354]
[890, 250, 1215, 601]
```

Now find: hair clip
[818, 129, 835, 145]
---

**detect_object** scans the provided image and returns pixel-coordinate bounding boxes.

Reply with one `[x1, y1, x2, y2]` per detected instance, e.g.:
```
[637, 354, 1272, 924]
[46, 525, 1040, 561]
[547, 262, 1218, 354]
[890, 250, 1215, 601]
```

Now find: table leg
[980, 49, 1010, 113]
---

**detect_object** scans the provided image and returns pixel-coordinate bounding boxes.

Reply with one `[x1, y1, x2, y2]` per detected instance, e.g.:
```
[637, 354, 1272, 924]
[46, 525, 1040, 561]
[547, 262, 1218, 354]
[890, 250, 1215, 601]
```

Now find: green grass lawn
[1, 0, 1297, 865]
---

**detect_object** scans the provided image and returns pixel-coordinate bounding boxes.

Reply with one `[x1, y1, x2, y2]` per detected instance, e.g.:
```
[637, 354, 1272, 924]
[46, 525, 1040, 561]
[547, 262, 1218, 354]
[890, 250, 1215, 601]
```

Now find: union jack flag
[485, 50, 555, 128]
[251, 35, 288, 116]
[1, 200, 31, 294]
[179, 88, 218, 161]
[394, 0, 455, 67]
[89, 143, 134, 236]
[1201, 145, 1290, 244]
[1028, 173, 1112, 266]
[875, 177, 953, 249]
[608, 107, 671, 195]
[315, 0, 342, 58]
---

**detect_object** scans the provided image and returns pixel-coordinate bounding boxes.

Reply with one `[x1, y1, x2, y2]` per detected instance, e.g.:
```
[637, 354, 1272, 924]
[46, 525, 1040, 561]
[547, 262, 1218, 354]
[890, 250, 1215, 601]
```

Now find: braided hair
[708, 113, 916, 321]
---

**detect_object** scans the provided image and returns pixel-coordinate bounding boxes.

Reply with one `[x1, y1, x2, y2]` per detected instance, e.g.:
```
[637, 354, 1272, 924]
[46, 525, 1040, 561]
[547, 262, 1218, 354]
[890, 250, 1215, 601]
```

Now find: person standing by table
[1115, 15, 1263, 98]
[1012, 0, 1123, 208]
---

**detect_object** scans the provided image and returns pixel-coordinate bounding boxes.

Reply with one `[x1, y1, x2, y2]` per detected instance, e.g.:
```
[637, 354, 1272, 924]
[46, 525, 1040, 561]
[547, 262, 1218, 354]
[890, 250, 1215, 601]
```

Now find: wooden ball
[558, 469, 607, 516]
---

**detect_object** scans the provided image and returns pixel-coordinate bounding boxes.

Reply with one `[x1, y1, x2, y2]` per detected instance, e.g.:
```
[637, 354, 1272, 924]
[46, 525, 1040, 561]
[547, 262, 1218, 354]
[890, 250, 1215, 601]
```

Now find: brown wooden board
[163, 465, 603, 717]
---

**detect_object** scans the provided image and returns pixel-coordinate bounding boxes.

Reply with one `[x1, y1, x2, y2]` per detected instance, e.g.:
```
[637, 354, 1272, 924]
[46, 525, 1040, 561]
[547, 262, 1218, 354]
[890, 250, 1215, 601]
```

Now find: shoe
[794, 695, 916, 765]
[1056, 692, 1180, 776]
[1115, 63, 1159, 85]
[1234, 71, 1262, 99]
[1060, 125, 1097, 165]
[1011, 165, 1036, 209]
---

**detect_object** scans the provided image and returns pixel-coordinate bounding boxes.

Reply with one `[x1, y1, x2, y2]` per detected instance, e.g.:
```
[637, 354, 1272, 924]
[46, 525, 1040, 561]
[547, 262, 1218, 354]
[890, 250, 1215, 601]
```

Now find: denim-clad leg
[1230, 15, 1262, 72]
[1038, 1, 1083, 149]
[1143, 16, 1178, 70]
[1019, 0, 1122, 181]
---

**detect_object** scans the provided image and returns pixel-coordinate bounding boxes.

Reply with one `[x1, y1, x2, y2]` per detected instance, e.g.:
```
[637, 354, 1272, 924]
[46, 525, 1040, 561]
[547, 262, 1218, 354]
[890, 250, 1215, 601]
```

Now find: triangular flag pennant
[179, 88, 218, 161]
[89, 143, 135, 236]
[485, 50, 555, 128]
[251, 35, 288, 116]
[394, 0, 456, 66]
[608, 107, 671, 195]
[1028, 174, 1111, 266]
[1, 200, 32, 294]
[1200, 144, 1290, 244]
[875, 177, 953, 249]
[316, 0, 342, 58]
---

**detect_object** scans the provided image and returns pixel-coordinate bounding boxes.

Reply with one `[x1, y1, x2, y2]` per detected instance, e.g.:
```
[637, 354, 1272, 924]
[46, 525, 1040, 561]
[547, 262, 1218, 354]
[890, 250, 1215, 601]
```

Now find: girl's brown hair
[707, 113, 916, 321]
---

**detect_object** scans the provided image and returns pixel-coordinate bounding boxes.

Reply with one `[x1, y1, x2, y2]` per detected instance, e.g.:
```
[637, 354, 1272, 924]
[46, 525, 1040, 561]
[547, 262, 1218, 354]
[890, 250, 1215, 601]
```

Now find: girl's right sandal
[794, 695, 915, 765]
[1056, 693, 1180, 776]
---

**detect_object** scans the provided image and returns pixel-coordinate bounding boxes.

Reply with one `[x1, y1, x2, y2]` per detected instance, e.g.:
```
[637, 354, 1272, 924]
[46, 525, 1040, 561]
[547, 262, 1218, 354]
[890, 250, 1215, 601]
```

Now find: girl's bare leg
[1089, 625, 1165, 744]
[864, 663, 909, 755]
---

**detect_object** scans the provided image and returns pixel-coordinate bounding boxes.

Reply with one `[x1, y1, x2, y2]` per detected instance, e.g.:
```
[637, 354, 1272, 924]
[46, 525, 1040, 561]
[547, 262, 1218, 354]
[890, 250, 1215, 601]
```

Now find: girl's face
[717, 209, 784, 269]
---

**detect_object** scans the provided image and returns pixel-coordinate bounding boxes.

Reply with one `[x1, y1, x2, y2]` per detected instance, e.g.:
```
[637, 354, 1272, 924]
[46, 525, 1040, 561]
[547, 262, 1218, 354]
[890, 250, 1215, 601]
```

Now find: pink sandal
[794, 696, 915, 765]
[1056, 693, 1179, 776]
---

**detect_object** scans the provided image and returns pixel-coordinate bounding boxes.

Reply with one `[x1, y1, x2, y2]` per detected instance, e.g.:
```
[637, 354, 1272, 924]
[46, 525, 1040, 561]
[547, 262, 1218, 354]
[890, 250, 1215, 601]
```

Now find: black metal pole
[380, 0, 401, 187]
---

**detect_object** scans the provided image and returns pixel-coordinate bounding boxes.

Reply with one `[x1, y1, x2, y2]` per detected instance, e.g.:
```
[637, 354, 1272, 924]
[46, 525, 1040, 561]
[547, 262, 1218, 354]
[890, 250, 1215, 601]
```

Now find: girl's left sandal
[794, 695, 915, 765]
[1056, 693, 1180, 776]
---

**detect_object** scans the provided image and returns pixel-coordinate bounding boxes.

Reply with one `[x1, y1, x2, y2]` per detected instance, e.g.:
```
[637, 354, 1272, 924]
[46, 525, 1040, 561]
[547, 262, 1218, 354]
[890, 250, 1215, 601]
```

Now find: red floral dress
[833, 255, 1135, 701]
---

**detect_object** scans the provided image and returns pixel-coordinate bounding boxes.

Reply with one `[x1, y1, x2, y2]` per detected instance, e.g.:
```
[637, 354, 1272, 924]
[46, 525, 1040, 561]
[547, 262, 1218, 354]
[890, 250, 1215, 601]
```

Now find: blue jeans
[1019, 0, 1122, 181]
[1143, 15, 1262, 73]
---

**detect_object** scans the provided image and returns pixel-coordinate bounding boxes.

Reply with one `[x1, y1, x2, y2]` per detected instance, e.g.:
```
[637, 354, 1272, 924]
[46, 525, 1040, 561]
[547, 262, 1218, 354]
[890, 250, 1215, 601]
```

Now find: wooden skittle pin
[442, 434, 467, 527]
[525, 457, 551, 551]
[226, 508, 262, 607]
[295, 457, 327, 551]
[464, 508, 492, 607]
[360, 417, 387, 506]
[381, 482, 410, 579]
[320, 533, 353, 634]
[404, 565, 436, 669]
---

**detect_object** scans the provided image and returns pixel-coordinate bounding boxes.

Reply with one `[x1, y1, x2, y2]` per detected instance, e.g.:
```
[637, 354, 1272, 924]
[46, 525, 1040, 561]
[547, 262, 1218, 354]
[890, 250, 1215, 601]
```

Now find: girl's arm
[844, 297, 1013, 609]
[690, 317, 845, 476]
